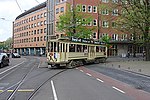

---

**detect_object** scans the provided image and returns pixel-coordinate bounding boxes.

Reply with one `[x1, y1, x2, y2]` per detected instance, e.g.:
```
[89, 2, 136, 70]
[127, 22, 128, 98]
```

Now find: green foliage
[117, 0, 150, 43]
[0, 37, 12, 50]
[117, 0, 150, 60]
[100, 35, 111, 47]
[56, 5, 94, 39]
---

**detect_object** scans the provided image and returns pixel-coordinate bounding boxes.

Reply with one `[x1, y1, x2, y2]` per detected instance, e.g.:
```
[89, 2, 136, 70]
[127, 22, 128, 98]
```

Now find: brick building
[13, 0, 143, 56]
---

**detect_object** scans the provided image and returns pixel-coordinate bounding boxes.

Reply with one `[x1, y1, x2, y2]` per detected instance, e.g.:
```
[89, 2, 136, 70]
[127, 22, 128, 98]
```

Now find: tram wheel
[67, 60, 76, 68]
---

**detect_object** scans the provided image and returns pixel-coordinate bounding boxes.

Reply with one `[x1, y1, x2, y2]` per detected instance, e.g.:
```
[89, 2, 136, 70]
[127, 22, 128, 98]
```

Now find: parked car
[0, 53, 9, 68]
[12, 53, 21, 58]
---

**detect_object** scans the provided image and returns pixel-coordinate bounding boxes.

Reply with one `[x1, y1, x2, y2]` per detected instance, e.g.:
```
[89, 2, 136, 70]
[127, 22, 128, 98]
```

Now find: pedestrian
[143, 51, 145, 58]
[127, 51, 130, 58]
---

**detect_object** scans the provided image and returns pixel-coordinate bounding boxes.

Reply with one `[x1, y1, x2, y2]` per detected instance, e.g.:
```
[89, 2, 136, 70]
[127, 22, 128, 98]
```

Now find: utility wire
[15, 0, 22, 12]
[35, 0, 39, 3]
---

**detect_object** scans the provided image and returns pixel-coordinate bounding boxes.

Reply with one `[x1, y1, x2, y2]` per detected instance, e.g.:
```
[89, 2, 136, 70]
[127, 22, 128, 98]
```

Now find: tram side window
[83, 45, 87, 52]
[66, 44, 68, 52]
[54, 42, 57, 52]
[96, 46, 99, 52]
[57, 42, 60, 52]
[100, 47, 105, 52]
[59, 43, 62, 52]
[69, 44, 75, 52]
[50, 42, 53, 52]
[63, 43, 65, 52]
[77, 45, 82, 52]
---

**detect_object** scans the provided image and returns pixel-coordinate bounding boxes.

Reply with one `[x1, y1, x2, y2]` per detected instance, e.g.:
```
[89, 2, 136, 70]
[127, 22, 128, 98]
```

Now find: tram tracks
[0, 57, 70, 100]
[0, 58, 39, 100]
[27, 69, 67, 100]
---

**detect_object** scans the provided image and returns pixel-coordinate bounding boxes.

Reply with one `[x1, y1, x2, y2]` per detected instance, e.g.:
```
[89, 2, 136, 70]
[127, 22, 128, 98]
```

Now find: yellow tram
[47, 37, 107, 68]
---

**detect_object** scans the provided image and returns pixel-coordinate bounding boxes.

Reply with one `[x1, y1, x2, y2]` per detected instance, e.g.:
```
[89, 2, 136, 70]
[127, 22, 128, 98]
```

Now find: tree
[0, 37, 12, 51]
[56, 5, 94, 39]
[101, 35, 111, 47]
[117, 0, 150, 61]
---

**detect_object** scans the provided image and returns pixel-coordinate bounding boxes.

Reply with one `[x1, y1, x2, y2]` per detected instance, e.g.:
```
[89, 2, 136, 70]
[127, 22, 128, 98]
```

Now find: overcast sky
[0, 0, 46, 42]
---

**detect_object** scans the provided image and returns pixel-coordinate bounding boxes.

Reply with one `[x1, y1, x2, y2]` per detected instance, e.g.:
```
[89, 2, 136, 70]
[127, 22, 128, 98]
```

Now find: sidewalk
[105, 56, 150, 77]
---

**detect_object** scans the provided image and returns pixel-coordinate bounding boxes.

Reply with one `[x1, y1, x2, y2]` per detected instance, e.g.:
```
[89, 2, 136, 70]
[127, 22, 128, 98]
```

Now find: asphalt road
[52, 69, 134, 100]
[1, 56, 150, 100]
[85, 63, 150, 93]
[32, 69, 135, 100]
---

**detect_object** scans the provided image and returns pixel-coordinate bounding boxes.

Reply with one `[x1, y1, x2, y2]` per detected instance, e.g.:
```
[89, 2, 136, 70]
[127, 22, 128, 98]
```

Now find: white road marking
[112, 86, 125, 94]
[0, 61, 24, 75]
[0, 89, 34, 92]
[51, 80, 58, 100]
[96, 78, 104, 83]
[86, 73, 92, 76]
[80, 70, 84, 72]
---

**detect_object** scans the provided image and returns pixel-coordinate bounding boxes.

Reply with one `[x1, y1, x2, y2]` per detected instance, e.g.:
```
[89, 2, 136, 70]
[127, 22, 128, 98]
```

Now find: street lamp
[0, 18, 12, 21]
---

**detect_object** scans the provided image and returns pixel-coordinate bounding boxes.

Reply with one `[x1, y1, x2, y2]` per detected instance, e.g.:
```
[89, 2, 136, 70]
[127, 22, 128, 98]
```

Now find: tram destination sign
[70, 37, 105, 45]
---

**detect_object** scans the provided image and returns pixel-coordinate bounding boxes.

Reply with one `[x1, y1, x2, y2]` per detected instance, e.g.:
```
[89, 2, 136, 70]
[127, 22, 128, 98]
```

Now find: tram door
[59, 43, 67, 62]
[88, 46, 95, 59]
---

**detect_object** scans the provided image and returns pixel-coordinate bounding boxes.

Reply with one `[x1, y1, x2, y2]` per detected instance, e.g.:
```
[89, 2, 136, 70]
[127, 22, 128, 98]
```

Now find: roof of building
[15, 1, 46, 20]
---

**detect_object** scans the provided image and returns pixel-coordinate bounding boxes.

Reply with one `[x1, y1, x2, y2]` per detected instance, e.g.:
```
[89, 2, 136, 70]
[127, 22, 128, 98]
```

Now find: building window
[44, 20, 47, 25]
[102, 21, 109, 28]
[102, 9, 109, 15]
[87, 22, 92, 26]
[121, 34, 127, 41]
[93, 19, 97, 26]
[93, 32, 97, 38]
[56, 8, 59, 14]
[112, 34, 118, 40]
[76, 4, 81, 12]
[82, 5, 86, 12]
[44, 28, 47, 33]
[37, 37, 39, 41]
[82, 18, 86, 26]
[34, 37, 36, 42]
[44, 36, 46, 41]
[34, 23, 36, 27]
[93, 6, 97, 13]
[112, 9, 118, 16]
[60, 7, 64, 12]
[37, 29, 39, 34]
[40, 36, 43, 41]
[34, 16, 36, 20]
[88, 5, 92, 13]
[31, 24, 34, 28]
[112, 21, 117, 28]
[102, 0, 109, 3]
[40, 21, 43, 26]
[37, 15, 40, 19]
[34, 30, 36, 34]
[37, 22, 40, 26]
[40, 29, 43, 34]
[112, 0, 118, 3]
[44, 12, 47, 17]
[31, 17, 34, 21]
[41, 13, 43, 18]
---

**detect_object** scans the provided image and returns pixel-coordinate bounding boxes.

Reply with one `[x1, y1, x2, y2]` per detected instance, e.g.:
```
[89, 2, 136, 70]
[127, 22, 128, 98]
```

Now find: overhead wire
[35, 0, 40, 3]
[15, 0, 22, 12]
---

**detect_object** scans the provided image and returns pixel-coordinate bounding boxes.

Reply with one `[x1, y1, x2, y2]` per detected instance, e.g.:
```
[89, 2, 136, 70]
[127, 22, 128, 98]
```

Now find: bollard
[112, 64, 113, 67]
[118, 65, 121, 68]
[128, 67, 130, 69]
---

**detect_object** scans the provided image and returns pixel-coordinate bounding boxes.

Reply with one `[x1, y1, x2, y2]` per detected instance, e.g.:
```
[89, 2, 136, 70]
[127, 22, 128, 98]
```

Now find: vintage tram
[47, 37, 107, 68]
